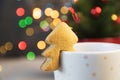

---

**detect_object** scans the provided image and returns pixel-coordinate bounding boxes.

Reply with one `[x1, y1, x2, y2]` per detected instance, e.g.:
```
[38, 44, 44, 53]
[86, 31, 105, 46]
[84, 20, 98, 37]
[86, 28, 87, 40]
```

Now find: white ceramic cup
[54, 42, 120, 80]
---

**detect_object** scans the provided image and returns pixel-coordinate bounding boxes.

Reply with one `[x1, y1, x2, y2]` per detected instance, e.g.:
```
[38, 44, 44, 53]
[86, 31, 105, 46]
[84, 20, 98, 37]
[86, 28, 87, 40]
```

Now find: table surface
[0, 57, 54, 80]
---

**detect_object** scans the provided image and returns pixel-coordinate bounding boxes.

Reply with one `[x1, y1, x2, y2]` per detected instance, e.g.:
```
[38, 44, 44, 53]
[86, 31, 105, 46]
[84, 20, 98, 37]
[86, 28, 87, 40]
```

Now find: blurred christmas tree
[67, 0, 120, 38]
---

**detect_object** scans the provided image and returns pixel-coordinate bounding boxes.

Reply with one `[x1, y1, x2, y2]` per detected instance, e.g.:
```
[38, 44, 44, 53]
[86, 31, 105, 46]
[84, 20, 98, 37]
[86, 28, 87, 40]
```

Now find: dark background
[0, 0, 66, 57]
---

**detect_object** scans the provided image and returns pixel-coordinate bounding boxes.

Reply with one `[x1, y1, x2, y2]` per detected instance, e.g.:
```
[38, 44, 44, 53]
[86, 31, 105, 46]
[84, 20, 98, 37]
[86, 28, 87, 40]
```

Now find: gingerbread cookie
[41, 22, 78, 71]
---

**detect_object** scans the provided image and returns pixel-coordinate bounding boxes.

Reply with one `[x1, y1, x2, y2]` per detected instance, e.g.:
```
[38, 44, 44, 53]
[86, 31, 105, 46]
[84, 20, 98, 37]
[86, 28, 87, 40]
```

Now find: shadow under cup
[54, 42, 120, 80]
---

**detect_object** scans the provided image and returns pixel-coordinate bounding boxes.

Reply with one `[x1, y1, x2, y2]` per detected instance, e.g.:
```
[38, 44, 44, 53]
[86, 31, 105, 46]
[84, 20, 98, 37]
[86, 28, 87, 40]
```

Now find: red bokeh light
[95, 6, 102, 14]
[116, 16, 120, 24]
[16, 7, 25, 16]
[91, 9, 96, 15]
[18, 41, 27, 50]
[91, 7, 102, 17]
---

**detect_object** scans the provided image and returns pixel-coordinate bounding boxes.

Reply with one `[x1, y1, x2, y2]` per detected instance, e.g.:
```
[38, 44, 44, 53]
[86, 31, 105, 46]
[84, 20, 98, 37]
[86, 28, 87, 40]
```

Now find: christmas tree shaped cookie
[41, 22, 78, 71]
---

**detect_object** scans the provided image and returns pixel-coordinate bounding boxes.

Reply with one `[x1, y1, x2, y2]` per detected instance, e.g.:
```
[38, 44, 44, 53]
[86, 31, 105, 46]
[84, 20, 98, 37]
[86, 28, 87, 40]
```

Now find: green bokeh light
[18, 19, 26, 28]
[25, 16, 33, 25]
[26, 51, 36, 61]
[39, 20, 50, 31]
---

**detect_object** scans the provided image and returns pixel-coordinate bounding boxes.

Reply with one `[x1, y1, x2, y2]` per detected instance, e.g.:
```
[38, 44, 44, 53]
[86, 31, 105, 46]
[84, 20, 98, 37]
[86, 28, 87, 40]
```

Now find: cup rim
[62, 42, 120, 54]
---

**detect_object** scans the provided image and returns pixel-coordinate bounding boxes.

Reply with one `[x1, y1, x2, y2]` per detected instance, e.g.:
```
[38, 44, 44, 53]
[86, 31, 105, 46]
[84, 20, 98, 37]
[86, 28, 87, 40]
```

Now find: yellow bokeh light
[4, 42, 13, 51]
[50, 18, 61, 29]
[25, 27, 34, 36]
[60, 6, 69, 14]
[32, 8, 42, 19]
[111, 14, 118, 21]
[53, 18, 61, 26]
[45, 8, 53, 16]
[0, 46, 7, 54]
[0, 65, 3, 72]
[37, 40, 46, 50]
[50, 22, 55, 30]
[50, 10, 59, 19]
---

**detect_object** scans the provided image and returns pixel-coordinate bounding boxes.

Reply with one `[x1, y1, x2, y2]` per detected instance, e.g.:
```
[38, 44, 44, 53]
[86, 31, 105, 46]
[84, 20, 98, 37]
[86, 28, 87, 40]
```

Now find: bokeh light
[32, 8, 42, 19]
[37, 40, 46, 50]
[95, 6, 102, 14]
[53, 18, 61, 26]
[111, 14, 118, 21]
[50, 18, 61, 29]
[26, 51, 36, 61]
[16, 7, 25, 16]
[45, 8, 53, 16]
[116, 16, 120, 24]
[18, 41, 27, 50]
[91, 8, 96, 15]
[61, 15, 68, 21]
[0, 46, 7, 54]
[4, 42, 13, 51]
[40, 20, 50, 32]
[25, 16, 33, 25]
[25, 27, 34, 36]
[50, 10, 59, 19]
[0, 65, 3, 72]
[18, 19, 26, 28]
[60, 6, 69, 14]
